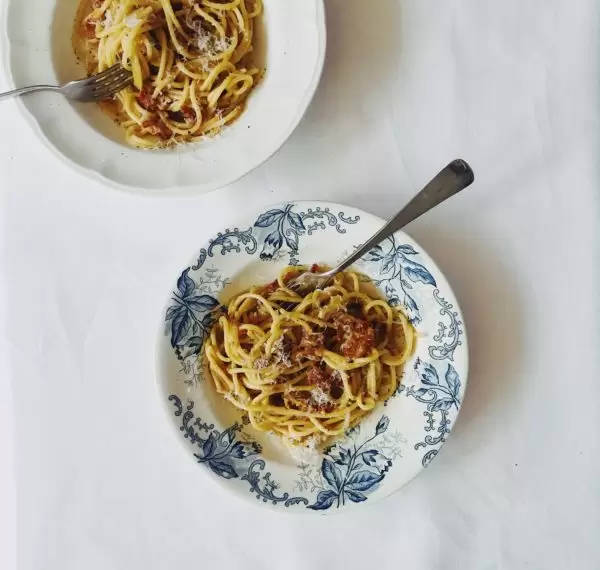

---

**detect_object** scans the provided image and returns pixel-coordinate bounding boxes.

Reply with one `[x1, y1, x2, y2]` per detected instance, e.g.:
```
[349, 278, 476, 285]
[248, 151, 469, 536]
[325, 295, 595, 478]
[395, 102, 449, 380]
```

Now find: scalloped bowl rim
[1, 0, 327, 195]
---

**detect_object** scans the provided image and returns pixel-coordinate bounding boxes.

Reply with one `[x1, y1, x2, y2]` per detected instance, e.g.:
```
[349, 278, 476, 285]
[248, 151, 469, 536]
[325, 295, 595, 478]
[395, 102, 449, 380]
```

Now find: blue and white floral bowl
[156, 201, 468, 512]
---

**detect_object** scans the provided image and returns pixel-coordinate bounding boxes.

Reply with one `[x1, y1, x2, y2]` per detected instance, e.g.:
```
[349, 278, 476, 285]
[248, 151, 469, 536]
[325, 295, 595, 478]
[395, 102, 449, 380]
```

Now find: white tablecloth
[1, 1, 599, 568]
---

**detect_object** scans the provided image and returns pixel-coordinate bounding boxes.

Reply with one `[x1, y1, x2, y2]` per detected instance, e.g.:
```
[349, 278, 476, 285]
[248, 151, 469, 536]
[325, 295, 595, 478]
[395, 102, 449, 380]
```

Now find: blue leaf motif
[201, 313, 214, 327]
[421, 363, 439, 386]
[362, 449, 379, 466]
[445, 364, 461, 397]
[400, 257, 437, 287]
[430, 398, 454, 412]
[403, 293, 418, 313]
[397, 244, 418, 255]
[177, 269, 195, 298]
[171, 306, 192, 347]
[186, 295, 219, 312]
[220, 426, 236, 446]
[345, 490, 367, 503]
[381, 255, 396, 275]
[165, 305, 179, 321]
[255, 210, 285, 228]
[284, 230, 299, 253]
[333, 448, 352, 466]
[202, 432, 217, 458]
[365, 245, 385, 261]
[308, 490, 338, 510]
[169, 399, 272, 496]
[287, 211, 305, 231]
[208, 460, 238, 479]
[375, 416, 390, 435]
[321, 459, 344, 491]
[416, 387, 430, 396]
[187, 336, 203, 348]
[346, 470, 384, 492]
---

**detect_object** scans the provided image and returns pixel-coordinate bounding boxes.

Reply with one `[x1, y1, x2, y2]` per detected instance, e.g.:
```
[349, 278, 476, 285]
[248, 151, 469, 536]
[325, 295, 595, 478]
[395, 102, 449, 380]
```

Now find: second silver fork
[0, 64, 132, 103]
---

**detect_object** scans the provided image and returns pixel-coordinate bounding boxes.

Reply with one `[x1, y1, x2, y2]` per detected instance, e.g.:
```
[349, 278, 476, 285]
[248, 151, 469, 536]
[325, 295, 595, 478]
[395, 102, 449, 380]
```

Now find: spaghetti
[204, 266, 416, 450]
[73, 0, 264, 148]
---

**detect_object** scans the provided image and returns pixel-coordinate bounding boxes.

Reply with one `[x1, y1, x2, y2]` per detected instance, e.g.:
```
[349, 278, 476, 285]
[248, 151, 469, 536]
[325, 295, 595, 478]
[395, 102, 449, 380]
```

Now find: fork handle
[330, 159, 475, 275]
[0, 85, 60, 102]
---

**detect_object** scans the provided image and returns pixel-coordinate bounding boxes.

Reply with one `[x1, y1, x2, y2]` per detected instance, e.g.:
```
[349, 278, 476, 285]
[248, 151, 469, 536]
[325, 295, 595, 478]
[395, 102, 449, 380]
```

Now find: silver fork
[0, 64, 133, 103]
[288, 159, 475, 294]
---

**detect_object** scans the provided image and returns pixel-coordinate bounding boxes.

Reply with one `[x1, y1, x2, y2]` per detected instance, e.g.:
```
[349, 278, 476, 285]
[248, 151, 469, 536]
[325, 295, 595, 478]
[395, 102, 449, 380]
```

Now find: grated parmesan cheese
[124, 14, 141, 28]
[253, 357, 269, 370]
[195, 28, 231, 56]
[271, 337, 292, 368]
[310, 386, 332, 406]
[331, 369, 344, 382]
[196, 30, 211, 52]
[213, 35, 231, 53]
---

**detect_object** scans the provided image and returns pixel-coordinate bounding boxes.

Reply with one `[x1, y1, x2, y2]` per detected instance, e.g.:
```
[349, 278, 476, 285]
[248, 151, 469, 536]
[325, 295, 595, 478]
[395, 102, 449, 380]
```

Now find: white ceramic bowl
[1, 0, 326, 193]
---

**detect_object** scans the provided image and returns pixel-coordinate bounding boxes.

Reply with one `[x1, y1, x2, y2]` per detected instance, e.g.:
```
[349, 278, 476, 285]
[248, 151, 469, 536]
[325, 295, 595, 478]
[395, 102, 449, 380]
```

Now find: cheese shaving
[311, 387, 332, 406]
[124, 14, 141, 28]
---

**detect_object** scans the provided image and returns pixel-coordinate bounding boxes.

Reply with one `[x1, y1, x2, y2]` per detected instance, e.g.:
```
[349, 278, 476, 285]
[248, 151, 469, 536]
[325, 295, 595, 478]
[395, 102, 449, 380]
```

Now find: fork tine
[84, 64, 127, 85]
[95, 69, 131, 86]
[108, 77, 133, 95]
[287, 277, 305, 294]
[92, 71, 131, 90]
[90, 68, 131, 87]
[95, 64, 126, 79]
[92, 76, 133, 99]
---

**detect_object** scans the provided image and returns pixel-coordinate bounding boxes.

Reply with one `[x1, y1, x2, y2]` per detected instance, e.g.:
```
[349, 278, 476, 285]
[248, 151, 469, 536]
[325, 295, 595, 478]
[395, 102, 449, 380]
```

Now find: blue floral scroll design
[363, 235, 437, 324]
[428, 289, 463, 361]
[254, 204, 306, 260]
[183, 204, 360, 270]
[192, 227, 258, 271]
[165, 268, 229, 384]
[166, 268, 220, 351]
[295, 417, 400, 511]
[301, 206, 360, 235]
[169, 395, 261, 479]
[242, 460, 309, 507]
[253, 204, 360, 262]
[338, 212, 361, 226]
[398, 358, 462, 467]
[170, 396, 309, 506]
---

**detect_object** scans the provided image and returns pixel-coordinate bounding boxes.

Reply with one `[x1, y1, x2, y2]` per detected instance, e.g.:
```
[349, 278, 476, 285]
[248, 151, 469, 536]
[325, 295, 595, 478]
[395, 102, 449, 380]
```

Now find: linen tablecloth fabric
[0, 0, 598, 568]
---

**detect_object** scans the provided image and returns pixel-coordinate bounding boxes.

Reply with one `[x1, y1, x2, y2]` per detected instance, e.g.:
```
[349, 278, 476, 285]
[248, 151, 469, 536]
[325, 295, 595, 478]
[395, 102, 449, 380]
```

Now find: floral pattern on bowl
[156, 201, 468, 512]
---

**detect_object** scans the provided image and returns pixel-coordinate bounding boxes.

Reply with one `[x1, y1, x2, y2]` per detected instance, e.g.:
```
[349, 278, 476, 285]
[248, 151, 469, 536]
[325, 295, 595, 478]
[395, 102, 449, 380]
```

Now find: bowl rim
[153, 199, 470, 513]
[0, 0, 327, 196]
